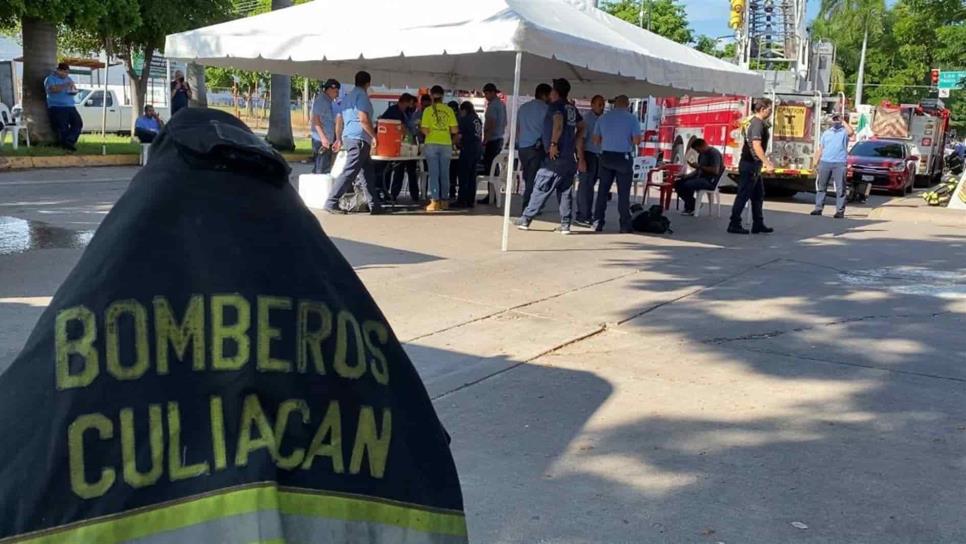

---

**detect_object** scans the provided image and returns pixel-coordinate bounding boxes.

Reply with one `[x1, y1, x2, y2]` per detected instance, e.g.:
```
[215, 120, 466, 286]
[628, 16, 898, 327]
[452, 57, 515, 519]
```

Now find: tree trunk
[265, 0, 295, 151]
[20, 17, 58, 145]
[125, 46, 152, 136]
[187, 63, 207, 108]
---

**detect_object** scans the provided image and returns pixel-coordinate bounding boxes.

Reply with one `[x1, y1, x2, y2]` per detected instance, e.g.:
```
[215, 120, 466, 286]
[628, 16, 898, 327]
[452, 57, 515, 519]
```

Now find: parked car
[847, 139, 918, 195]
[74, 89, 170, 134]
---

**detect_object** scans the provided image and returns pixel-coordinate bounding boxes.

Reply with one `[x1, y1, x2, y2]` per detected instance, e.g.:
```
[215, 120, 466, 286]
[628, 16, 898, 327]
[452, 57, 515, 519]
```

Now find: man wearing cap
[515, 83, 552, 211]
[481, 82, 507, 181]
[325, 71, 383, 214]
[44, 62, 82, 151]
[515, 78, 583, 235]
[810, 113, 855, 218]
[592, 95, 642, 233]
[310, 78, 342, 174]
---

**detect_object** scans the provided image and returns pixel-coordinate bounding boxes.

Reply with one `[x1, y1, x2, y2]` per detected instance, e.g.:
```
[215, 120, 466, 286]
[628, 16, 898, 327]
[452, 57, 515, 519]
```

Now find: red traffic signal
[931, 69, 940, 85]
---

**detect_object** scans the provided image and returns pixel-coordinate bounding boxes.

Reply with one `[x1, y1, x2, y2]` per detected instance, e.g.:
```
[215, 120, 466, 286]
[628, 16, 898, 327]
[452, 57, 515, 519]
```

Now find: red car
[847, 140, 918, 195]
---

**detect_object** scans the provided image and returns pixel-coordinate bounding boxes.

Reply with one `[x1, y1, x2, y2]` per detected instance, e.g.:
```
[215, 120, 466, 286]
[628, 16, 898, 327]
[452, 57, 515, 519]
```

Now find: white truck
[73, 88, 170, 134]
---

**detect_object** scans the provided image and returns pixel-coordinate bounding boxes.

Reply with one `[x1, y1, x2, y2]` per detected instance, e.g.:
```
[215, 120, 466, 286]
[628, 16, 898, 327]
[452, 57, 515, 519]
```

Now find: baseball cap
[482, 82, 499, 93]
[322, 78, 340, 90]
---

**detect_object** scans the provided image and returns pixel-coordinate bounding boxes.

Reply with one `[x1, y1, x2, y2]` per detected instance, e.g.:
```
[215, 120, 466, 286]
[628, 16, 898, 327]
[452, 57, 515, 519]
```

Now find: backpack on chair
[630, 204, 673, 234]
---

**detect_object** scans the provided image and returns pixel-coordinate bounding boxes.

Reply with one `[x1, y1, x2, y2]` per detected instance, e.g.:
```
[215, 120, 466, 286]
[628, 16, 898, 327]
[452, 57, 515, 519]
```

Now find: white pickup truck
[73, 89, 170, 134]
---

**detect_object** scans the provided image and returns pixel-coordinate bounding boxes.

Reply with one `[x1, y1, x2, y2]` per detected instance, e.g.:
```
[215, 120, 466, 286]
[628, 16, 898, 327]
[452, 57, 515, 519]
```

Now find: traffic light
[729, 0, 744, 30]
[931, 68, 940, 86]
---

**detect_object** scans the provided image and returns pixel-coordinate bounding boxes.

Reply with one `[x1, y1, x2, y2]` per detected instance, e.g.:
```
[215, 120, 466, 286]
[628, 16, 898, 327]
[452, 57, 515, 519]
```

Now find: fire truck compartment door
[774, 105, 808, 139]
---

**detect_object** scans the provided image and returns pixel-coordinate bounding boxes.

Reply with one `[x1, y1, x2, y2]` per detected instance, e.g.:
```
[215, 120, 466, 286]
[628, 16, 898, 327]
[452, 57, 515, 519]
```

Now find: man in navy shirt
[454, 101, 483, 207]
[379, 93, 420, 202]
[592, 95, 642, 233]
[324, 71, 383, 214]
[44, 63, 82, 151]
[515, 78, 583, 235]
[515, 83, 552, 211]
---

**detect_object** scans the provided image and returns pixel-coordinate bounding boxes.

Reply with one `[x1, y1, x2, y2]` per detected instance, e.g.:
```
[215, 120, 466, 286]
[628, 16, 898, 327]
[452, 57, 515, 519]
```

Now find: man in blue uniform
[324, 71, 384, 214]
[576, 95, 605, 226]
[515, 78, 583, 235]
[592, 95, 642, 233]
[44, 62, 82, 151]
[481, 82, 507, 180]
[134, 104, 164, 143]
[515, 83, 552, 211]
[310, 78, 342, 174]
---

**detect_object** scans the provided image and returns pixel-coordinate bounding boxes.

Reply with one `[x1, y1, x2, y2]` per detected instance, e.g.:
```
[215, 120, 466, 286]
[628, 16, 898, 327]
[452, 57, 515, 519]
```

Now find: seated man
[134, 104, 164, 143]
[676, 138, 723, 215]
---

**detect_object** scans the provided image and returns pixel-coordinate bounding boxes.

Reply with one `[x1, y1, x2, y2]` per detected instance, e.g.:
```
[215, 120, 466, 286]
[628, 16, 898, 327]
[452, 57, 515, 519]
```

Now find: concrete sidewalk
[1, 165, 965, 542]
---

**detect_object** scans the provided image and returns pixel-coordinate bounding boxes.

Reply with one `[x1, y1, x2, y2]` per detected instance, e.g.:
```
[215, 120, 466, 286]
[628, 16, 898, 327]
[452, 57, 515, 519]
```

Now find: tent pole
[500, 51, 523, 252]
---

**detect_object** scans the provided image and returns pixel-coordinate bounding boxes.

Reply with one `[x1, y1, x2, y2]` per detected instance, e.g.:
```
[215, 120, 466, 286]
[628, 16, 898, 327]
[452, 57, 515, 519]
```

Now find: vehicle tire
[766, 187, 798, 198]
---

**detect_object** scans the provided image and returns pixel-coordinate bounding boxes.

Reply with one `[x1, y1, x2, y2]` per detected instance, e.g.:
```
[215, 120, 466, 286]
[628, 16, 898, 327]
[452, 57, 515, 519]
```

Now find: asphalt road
[2, 165, 965, 543]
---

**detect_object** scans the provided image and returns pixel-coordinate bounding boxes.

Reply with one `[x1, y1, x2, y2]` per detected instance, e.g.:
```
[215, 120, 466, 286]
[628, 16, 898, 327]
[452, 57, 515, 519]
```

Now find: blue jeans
[815, 161, 847, 213]
[593, 151, 633, 231]
[521, 161, 576, 228]
[424, 144, 451, 200]
[47, 106, 82, 147]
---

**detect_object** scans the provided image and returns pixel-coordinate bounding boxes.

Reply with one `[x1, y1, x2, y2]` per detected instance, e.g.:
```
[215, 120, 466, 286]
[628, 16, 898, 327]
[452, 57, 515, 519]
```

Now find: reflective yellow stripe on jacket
[2, 483, 468, 544]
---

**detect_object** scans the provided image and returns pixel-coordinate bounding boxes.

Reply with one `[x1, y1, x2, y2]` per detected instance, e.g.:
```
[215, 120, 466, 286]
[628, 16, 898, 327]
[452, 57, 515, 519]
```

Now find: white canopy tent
[165, 0, 764, 249]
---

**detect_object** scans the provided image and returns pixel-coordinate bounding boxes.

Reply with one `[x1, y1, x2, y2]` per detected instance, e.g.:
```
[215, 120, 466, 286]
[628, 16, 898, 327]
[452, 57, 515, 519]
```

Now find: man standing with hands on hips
[810, 113, 854, 218]
[728, 97, 774, 235]
[310, 79, 342, 174]
[324, 71, 383, 215]
[591, 95, 642, 233]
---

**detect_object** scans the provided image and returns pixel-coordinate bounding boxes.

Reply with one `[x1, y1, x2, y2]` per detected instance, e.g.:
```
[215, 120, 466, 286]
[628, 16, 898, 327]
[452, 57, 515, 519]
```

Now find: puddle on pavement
[0, 216, 94, 256]
[840, 266, 966, 300]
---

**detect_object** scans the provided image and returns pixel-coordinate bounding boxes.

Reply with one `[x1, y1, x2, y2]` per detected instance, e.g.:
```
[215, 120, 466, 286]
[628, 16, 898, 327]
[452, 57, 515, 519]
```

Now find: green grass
[3, 134, 141, 157]
[2, 134, 313, 158]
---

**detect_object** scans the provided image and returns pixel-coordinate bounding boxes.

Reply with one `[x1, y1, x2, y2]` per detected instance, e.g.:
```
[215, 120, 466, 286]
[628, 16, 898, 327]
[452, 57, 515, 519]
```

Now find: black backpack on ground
[630, 204, 673, 234]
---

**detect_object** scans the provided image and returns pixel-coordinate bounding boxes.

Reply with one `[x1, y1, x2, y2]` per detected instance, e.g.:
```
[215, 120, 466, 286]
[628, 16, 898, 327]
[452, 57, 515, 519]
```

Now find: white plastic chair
[694, 171, 729, 218]
[480, 151, 522, 208]
[631, 156, 655, 198]
[0, 103, 30, 150]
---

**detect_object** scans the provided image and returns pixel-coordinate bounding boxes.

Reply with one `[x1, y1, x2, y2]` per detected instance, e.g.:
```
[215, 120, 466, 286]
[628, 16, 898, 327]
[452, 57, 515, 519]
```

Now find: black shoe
[727, 224, 750, 234]
[810, 209, 823, 216]
[751, 224, 774, 234]
[369, 206, 388, 215]
[477, 197, 489, 204]
[833, 211, 845, 219]
[592, 222, 605, 232]
[449, 202, 468, 209]
[64, 143, 77, 152]
[574, 219, 592, 228]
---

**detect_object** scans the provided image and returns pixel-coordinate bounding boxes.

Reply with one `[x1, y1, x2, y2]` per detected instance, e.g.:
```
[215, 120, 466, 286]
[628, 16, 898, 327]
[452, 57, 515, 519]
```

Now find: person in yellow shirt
[421, 85, 459, 211]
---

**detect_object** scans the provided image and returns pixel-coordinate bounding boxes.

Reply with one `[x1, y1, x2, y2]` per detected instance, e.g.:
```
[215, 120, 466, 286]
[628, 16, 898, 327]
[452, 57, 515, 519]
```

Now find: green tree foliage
[602, 0, 693, 44]
[815, 0, 966, 128]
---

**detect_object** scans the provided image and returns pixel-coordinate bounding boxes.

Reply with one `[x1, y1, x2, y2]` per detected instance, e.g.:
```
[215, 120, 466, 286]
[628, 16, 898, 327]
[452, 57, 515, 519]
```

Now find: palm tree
[265, 0, 294, 151]
[819, 0, 886, 106]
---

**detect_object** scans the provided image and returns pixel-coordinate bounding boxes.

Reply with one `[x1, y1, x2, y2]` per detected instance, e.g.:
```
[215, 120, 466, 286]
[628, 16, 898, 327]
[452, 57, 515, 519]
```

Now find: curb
[0, 154, 140, 171]
[0, 153, 312, 172]
[868, 205, 966, 228]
